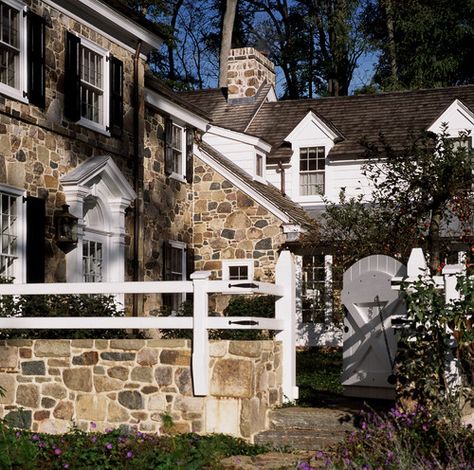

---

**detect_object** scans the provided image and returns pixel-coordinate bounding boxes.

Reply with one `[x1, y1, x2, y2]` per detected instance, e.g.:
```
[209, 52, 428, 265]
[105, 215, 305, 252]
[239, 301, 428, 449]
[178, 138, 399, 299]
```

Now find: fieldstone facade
[227, 48, 276, 101]
[0, 0, 141, 283]
[193, 159, 285, 281]
[0, 339, 282, 439]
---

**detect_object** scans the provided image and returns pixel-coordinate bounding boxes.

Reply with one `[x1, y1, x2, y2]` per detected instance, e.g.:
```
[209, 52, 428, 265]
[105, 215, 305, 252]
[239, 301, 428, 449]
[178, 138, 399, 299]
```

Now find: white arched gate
[341, 255, 406, 399]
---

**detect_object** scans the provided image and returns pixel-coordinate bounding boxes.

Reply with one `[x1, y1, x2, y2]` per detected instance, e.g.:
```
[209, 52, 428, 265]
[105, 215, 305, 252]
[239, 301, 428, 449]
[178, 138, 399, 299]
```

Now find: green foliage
[397, 273, 474, 407]
[0, 425, 267, 470]
[0, 293, 144, 340]
[162, 296, 275, 340]
[313, 403, 474, 469]
[362, 0, 474, 90]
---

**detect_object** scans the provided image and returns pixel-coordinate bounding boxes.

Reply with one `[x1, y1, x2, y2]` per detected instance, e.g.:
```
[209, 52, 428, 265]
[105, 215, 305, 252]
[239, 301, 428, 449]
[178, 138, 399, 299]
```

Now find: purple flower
[64, 465, 70, 469]
[105, 427, 113, 433]
[105, 443, 113, 450]
[362, 465, 369, 470]
[31, 434, 40, 441]
[90, 422, 96, 429]
[15, 431, 21, 438]
[422, 423, 429, 431]
[54, 448, 62, 456]
[126, 451, 133, 459]
[316, 451, 324, 458]
[90, 436, 97, 443]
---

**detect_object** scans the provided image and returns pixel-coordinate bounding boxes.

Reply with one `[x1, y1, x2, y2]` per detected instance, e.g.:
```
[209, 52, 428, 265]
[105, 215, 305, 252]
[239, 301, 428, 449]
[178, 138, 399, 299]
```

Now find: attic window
[299, 146, 325, 196]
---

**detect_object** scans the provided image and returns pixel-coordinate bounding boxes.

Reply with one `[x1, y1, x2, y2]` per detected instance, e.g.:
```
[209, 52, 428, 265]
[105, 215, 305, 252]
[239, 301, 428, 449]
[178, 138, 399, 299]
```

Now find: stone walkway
[222, 397, 394, 469]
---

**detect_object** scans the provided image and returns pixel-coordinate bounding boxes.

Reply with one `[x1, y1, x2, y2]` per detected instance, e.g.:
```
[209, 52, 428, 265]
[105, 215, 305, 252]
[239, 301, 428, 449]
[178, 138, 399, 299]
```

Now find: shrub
[2, 425, 267, 470]
[311, 403, 474, 469]
[0, 294, 144, 340]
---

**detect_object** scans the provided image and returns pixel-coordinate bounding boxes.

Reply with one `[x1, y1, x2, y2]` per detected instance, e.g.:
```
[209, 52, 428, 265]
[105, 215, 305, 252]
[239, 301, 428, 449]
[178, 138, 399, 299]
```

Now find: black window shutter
[27, 12, 45, 108]
[164, 118, 173, 175]
[185, 126, 194, 183]
[64, 32, 81, 122]
[185, 246, 194, 304]
[109, 55, 123, 137]
[162, 241, 172, 308]
[26, 196, 45, 283]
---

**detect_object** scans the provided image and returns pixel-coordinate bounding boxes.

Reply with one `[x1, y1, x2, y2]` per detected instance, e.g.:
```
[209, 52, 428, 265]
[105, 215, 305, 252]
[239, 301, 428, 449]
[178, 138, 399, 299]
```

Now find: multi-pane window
[0, 192, 17, 279]
[82, 240, 103, 282]
[80, 44, 104, 125]
[171, 123, 184, 175]
[0, 1, 20, 90]
[163, 241, 186, 313]
[299, 146, 325, 196]
[222, 260, 253, 281]
[228, 265, 249, 280]
[302, 254, 328, 323]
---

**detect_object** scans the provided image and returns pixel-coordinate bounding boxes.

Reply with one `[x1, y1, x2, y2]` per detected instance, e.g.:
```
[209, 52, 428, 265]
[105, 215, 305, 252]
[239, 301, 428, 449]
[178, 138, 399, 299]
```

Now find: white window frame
[0, 184, 26, 282]
[82, 228, 109, 283]
[167, 240, 186, 310]
[299, 146, 325, 197]
[254, 151, 266, 183]
[170, 122, 187, 182]
[0, 0, 27, 103]
[222, 259, 254, 281]
[77, 36, 110, 135]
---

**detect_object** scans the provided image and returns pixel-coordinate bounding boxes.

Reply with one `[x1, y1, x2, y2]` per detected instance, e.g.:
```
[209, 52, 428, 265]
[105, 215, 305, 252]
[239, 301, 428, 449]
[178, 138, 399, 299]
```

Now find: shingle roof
[180, 83, 273, 133]
[145, 71, 212, 121]
[185, 85, 474, 161]
[249, 86, 474, 160]
[198, 141, 312, 228]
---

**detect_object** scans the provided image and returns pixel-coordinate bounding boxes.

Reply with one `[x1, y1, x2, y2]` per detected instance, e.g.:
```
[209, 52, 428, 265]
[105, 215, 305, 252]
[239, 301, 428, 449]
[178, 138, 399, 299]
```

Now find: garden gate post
[275, 250, 299, 402]
[191, 270, 212, 396]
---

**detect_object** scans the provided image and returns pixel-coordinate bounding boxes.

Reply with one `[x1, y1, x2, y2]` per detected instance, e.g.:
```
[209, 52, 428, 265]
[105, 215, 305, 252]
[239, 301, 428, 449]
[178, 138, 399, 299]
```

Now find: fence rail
[0, 251, 298, 400]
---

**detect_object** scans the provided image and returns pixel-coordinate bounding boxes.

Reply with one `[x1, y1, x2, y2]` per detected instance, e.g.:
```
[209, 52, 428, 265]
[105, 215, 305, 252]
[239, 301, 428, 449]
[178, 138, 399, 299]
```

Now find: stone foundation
[0, 339, 282, 439]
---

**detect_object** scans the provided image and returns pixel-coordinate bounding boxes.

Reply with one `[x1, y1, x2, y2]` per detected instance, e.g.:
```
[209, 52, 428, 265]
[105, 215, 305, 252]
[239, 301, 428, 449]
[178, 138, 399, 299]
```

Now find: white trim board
[207, 125, 272, 153]
[144, 88, 209, 131]
[45, 0, 162, 56]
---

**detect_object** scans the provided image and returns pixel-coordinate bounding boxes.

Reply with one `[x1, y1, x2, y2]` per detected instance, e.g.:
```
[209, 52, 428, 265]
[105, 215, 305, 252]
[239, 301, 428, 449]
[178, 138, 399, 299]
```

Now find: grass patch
[296, 348, 343, 406]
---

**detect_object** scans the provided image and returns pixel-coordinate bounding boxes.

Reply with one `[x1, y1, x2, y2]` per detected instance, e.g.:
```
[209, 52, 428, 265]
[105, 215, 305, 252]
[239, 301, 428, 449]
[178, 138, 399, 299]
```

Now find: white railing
[0, 251, 298, 401]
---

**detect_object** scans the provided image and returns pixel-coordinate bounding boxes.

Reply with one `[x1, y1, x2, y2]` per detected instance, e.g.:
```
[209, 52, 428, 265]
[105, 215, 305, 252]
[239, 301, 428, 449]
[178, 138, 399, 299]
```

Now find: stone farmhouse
[0, 0, 473, 347]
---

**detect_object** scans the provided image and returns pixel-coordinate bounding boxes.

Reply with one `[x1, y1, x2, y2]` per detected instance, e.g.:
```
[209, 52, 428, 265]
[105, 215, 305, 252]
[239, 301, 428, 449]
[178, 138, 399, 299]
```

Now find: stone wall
[0, 339, 282, 440]
[227, 47, 276, 101]
[0, 0, 142, 282]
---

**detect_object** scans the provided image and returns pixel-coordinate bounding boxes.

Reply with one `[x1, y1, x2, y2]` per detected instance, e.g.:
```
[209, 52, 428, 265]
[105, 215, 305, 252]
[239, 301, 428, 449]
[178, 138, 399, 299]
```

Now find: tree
[306, 128, 473, 274]
[219, 0, 238, 87]
[362, 0, 474, 90]
[363, 128, 473, 272]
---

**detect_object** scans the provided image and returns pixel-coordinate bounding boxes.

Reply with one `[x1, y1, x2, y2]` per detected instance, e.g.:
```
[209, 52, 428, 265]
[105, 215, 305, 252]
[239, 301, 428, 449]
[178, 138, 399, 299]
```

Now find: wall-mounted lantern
[55, 204, 78, 253]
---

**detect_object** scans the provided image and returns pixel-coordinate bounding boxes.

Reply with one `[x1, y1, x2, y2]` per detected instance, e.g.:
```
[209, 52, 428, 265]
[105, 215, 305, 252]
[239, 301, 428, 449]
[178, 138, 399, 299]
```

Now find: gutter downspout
[133, 40, 143, 318]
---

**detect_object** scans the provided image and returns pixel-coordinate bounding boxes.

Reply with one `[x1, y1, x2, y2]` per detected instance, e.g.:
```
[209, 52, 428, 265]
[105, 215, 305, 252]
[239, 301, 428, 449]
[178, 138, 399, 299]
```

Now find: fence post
[191, 271, 211, 396]
[275, 250, 299, 402]
[407, 248, 428, 278]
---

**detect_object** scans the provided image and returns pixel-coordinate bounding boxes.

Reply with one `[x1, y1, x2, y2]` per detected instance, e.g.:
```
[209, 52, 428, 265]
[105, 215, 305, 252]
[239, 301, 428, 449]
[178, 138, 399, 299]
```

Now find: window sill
[169, 173, 187, 184]
[78, 117, 111, 136]
[0, 85, 28, 105]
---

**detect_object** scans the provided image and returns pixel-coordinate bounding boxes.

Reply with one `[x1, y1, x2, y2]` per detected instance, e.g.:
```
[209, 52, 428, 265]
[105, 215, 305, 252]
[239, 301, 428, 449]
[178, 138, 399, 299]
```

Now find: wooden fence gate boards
[341, 255, 406, 400]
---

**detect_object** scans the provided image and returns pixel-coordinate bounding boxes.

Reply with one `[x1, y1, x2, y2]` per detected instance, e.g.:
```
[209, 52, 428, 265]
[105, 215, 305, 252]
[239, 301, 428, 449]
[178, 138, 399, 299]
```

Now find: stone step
[221, 451, 324, 470]
[267, 406, 358, 432]
[254, 428, 348, 451]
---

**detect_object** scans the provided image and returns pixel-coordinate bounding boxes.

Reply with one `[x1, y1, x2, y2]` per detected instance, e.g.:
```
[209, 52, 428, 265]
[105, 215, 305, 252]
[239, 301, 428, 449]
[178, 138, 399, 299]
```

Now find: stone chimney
[226, 47, 275, 103]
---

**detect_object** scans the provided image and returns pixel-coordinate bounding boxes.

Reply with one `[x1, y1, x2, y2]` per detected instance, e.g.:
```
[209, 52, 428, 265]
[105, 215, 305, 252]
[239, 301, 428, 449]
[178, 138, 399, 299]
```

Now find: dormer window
[299, 146, 325, 196]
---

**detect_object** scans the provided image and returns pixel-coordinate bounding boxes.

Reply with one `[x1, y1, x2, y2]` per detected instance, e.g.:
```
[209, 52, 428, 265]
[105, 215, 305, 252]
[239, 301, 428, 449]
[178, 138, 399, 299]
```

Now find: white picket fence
[0, 251, 298, 401]
[392, 247, 471, 388]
